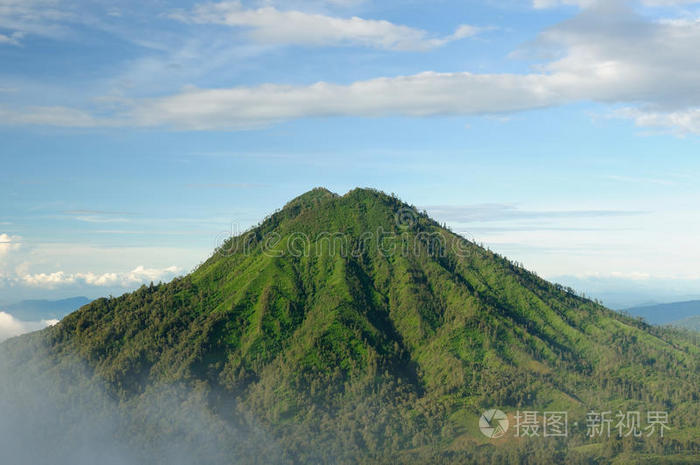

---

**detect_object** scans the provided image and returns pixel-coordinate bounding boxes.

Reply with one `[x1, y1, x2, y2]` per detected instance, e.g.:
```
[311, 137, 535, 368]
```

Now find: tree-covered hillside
[1, 188, 699, 465]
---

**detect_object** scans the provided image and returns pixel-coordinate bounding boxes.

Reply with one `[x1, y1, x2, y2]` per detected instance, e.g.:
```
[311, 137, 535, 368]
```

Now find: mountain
[1, 188, 699, 465]
[3, 296, 91, 321]
[671, 315, 700, 332]
[623, 300, 700, 325]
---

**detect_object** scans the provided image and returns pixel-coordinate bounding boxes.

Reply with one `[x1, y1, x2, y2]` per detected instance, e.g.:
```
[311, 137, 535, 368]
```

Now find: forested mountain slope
[1, 188, 698, 465]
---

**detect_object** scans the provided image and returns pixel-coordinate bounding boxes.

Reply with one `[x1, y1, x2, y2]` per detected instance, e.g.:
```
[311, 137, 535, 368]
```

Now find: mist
[0, 311, 58, 343]
[0, 334, 284, 465]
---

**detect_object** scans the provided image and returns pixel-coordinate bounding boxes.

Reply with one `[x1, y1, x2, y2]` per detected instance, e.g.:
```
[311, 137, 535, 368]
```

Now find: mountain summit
[2, 188, 699, 464]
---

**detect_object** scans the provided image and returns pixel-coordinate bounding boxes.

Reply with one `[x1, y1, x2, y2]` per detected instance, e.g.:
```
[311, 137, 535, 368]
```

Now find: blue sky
[1, 0, 700, 309]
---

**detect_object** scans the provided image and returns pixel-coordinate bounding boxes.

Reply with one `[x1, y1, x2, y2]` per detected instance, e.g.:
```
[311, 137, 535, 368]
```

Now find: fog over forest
[0, 336, 281, 465]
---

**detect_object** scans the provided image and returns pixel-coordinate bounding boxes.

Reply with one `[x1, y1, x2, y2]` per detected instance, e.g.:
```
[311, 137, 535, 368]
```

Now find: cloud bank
[0, 339, 283, 464]
[0, 311, 58, 342]
[17, 265, 181, 289]
[0, 233, 20, 257]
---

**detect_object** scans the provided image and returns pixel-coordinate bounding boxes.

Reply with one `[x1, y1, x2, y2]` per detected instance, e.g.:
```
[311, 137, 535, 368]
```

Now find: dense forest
[1, 188, 699, 465]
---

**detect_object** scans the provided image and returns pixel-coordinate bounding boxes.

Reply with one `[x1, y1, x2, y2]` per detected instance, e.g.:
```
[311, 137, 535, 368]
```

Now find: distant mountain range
[1, 188, 699, 465]
[671, 315, 700, 332]
[3, 297, 91, 321]
[623, 300, 700, 327]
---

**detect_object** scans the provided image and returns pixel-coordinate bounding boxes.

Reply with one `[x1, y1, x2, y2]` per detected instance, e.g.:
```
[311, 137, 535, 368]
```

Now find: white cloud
[0, 31, 21, 45]
[533, 6, 700, 132]
[2, 1, 700, 134]
[0, 0, 75, 44]
[261, 0, 368, 7]
[615, 107, 700, 134]
[19, 265, 181, 289]
[533, 0, 597, 9]
[122, 5, 700, 135]
[126, 72, 561, 130]
[644, 0, 700, 4]
[71, 215, 130, 223]
[0, 106, 110, 127]
[20, 271, 76, 287]
[425, 204, 645, 223]
[0, 241, 206, 302]
[172, 1, 479, 51]
[0, 233, 20, 257]
[0, 311, 58, 342]
[533, 0, 700, 8]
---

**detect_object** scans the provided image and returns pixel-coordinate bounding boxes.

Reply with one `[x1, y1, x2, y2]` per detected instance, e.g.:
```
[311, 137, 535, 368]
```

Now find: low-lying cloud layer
[17, 265, 181, 288]
[0, 233, 20, 256]
[0, 311, 58, 342]
[0, 337, 283, 464]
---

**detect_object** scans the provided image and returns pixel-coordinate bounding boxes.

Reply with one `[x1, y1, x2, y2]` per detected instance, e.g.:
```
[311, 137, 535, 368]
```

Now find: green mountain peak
[283, 186, 339, 209]
[2, 188, 699, 464]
